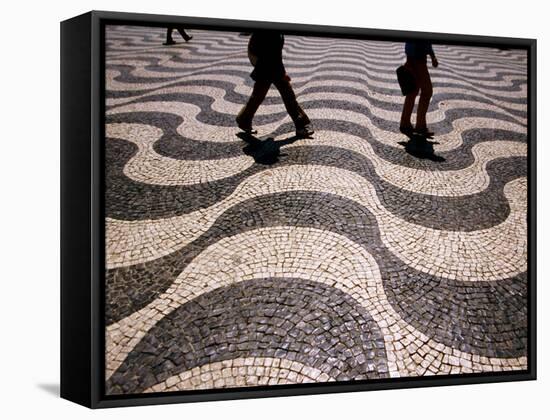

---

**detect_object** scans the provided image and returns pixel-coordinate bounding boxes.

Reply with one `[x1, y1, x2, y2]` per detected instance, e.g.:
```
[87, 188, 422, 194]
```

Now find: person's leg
[164, 27, 175, 45]
[400, 60, 419, 132]
[414, 60, 433, 130]
[236, 79, 271, 131]
[273, 77, 312, 134]
[400, 90, 418, 130]
[176, 27, 192, 42]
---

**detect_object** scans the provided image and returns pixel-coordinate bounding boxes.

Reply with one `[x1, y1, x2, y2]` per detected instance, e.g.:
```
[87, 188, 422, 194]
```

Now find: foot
[184, 35, 193, 42]
[236, 117, 257, 134]
[296, 124, 314, 138]
[399, 125, 414, 136]
[163, 39, 176, 46]
[414, 126, 434, 137]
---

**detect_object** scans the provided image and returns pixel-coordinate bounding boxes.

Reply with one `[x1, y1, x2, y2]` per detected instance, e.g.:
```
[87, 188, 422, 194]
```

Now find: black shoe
[296, 124, 314, 138]
[184, 35, 193, 42]
[163, 39, 176, 46]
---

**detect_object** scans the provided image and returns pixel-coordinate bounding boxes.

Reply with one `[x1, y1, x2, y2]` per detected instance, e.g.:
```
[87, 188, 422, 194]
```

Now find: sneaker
[296, 124, 314, 138]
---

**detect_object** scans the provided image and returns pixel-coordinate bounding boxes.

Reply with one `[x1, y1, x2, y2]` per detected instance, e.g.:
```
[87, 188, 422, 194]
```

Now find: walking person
[236, 30, 314, 138]
[399, 41, 438, 136]
[163, 26, 193, 45]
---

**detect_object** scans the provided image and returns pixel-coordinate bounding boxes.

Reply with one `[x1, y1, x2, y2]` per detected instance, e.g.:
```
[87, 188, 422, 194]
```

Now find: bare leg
[400, 89, 419, 129]
[400, 60, 419, 131]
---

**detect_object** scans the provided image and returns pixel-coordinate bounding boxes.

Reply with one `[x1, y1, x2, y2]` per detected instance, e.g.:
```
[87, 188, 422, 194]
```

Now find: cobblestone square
[103, 26, 528, 395]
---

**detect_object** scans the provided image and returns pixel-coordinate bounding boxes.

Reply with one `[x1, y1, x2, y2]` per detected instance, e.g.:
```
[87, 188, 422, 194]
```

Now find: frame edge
[60, 11, 94, 408]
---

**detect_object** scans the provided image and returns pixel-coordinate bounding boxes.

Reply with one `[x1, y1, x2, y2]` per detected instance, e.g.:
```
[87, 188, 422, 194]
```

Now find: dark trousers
[166, 27, 191, 42]
[237, 77, 310, 129]
[400, 57, 433, 129]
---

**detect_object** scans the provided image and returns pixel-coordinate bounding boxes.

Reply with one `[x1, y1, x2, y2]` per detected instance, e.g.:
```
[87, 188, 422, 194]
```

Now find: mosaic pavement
[104, 25, 529, 395]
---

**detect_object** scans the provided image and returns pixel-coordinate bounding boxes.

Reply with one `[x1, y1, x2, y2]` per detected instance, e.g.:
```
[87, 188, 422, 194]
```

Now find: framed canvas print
[60, 10, 536, 408]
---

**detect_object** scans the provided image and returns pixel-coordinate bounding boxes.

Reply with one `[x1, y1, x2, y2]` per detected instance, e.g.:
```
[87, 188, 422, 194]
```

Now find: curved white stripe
[106, 73, 527, 116]
[107, 100, 240, 143]
[108, 95, 526, 152]
[106, 45, 527, 98]
[106, 34, 526, 77]
[290, 131, 526, 196]
[106, 165, 527, 280]
[144, 357, 336, 392]
[106, 123, 254, 185]
[106, 36, 246, 58]
[109, 35, 525, 72]
[108, 45, 526, 81]
[106, 51, 525, 82]
[107, 27, 516, 57]
[108, 117, 525, 193]
[106, 226, 527, 379]
[106, 28, 526, 70]
[108, 58, 527, 100]
[108, 87, 526, 135]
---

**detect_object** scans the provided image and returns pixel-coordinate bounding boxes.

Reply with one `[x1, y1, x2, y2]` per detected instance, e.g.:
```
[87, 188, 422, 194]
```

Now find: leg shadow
[237, 132, 302, 165]
[398, 133, 445, 162]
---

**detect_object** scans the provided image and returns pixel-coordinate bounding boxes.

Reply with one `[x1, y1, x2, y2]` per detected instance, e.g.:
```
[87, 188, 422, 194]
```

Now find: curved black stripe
[105, 72, 527, 115]
[105, 129, 525, 220]
[104, 26, 528, 372]
[138, 52, 527, 82]
[106, 97, 525, 166]
[107, 59, 527, 97]
[106, 75, 526, 119]
[106, 34, 526, 73]
[105, 190, 527, 360]
[106, 27, 526, 70]
[106, 278, 388, 394]
[105, 186, 521, 323]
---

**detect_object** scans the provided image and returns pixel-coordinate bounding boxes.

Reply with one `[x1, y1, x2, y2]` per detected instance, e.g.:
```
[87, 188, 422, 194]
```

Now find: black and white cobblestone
[104, 25, 529, 395]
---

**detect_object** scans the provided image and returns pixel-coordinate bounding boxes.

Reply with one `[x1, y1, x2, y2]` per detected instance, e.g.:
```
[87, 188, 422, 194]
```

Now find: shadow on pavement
[398, 133, 445, 162]
[237, 132, 302, 165]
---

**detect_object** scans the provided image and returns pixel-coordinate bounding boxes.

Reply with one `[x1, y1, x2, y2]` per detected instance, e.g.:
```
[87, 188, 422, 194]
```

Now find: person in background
[236, 30, 314, 138]
[163, 26, 193, 45]
[399, 41, 438, 136]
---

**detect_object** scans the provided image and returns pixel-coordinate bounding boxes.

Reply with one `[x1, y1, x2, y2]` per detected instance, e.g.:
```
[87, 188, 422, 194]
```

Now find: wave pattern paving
[104, 26, 528, 395]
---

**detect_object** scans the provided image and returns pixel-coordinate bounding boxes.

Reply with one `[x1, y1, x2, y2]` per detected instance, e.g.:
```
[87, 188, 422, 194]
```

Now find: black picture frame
[60, 10, 537, 409]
